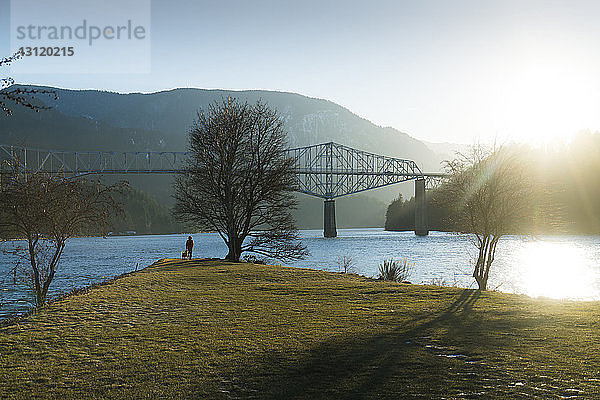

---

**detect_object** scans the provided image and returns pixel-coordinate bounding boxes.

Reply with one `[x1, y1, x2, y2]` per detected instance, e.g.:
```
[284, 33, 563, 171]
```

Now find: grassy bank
[1, 259, 599, 399]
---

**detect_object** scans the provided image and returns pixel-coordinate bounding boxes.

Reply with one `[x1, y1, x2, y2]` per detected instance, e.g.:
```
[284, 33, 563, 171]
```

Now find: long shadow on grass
[221, 289, 535, 399]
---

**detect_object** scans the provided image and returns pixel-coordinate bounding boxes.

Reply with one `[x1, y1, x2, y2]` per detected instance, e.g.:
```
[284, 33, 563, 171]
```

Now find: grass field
[1, 259, 599, 399]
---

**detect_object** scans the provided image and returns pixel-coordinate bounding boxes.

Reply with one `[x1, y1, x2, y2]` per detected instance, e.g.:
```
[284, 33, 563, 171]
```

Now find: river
[1, 229, 599, 319]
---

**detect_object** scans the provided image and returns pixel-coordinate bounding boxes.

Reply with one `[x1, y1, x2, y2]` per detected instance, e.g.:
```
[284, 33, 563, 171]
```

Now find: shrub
[242, 255, 266, 265]
[427, 278, 449, 286]
[336, 255, 355, 274]
[378, 258, 412, 282]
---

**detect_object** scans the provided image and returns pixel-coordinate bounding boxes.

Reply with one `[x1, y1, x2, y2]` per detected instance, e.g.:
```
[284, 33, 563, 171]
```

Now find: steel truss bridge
[0, 142, 448, 237]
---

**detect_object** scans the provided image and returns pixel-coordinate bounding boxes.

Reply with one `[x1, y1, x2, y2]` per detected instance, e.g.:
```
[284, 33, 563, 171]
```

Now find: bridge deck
[0, 142, 449, 197]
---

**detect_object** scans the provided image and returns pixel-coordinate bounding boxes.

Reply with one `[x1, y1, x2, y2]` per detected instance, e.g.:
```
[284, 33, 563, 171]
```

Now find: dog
[181, 250, 187, 259]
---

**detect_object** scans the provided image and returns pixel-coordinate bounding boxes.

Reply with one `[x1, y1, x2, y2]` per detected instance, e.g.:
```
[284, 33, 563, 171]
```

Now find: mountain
[1, 86, 442, 168]
[0, 86, 444, 229]
[422, 140, 473, 163]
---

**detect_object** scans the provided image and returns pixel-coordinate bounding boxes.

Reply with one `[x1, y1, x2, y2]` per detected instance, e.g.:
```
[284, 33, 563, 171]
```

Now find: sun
[491, 54, 599, 146]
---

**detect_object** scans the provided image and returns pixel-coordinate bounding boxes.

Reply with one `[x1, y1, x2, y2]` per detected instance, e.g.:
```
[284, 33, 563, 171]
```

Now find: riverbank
[1, 259, 599, 398]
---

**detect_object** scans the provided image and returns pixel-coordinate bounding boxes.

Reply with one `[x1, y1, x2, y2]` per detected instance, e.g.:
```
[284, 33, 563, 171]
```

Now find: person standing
[185, 236, 194, 259]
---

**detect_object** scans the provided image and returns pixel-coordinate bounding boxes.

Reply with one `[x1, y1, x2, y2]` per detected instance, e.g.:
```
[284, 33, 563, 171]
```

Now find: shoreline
[0, 257, 225, 326]
[2, 255, 599, 325]
[1, 258, 599, 398]
[0, 262, 152, 328]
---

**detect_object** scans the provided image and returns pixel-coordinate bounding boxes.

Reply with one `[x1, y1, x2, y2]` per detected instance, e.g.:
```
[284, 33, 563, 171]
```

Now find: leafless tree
[173, 98, 307, 262]
[437, 146, 535, 290]
[1, 50, 57, 115]
[336, 255, 355, 273]
[0, 168, 125, 306]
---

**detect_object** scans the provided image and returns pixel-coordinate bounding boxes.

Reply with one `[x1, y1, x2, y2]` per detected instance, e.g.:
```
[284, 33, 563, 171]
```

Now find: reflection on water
[1, 229, 599, 319]
[513, 241, 598, 300]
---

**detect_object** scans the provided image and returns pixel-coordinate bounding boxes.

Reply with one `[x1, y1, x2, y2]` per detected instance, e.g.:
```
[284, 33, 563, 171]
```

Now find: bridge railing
[0, 145, 189, 176]
[0, 143, 449, 195]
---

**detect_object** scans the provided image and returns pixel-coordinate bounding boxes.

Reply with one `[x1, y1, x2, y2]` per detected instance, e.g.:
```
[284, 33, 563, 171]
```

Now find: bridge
[0, 142, 448, 238]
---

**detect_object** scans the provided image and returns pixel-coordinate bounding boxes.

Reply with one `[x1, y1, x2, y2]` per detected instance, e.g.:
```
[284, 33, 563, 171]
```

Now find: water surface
[1, 229, 599, 319]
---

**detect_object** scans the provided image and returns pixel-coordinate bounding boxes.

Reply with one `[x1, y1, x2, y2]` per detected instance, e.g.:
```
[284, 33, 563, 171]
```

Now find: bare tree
[0, 169, 125, 306]
[1, 50, 57, 115]
[336, 255, 355, 274]
[438, 146, 534, 290]
[173, 98, 307, 262]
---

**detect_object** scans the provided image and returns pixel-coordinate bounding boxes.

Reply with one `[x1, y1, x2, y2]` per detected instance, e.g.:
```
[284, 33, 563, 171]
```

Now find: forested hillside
[110, 188, 184, 235]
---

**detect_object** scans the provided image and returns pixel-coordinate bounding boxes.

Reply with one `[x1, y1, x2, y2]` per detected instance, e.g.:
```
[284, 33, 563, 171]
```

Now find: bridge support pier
[324, 199, 337, 238]
[415, 178, 428, 236]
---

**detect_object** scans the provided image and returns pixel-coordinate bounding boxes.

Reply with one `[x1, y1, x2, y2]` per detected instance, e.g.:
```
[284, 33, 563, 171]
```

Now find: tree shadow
[215, 289, 529, 399]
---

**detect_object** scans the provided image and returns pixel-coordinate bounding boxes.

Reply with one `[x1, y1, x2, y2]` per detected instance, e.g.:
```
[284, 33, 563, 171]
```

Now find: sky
[2, 0, 600, 145]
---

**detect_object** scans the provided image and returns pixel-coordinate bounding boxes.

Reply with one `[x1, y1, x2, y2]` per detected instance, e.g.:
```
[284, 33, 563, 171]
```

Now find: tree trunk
[28, 239, 45, 306]
[473, 236, 487, 290]
[474, 271, 488, 290]
[473, 235, 500, 291]
[226, 237, 243, 262]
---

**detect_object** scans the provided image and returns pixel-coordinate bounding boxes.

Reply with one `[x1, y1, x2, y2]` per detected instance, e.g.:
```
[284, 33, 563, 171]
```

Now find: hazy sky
[2, 0, 600, 144]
